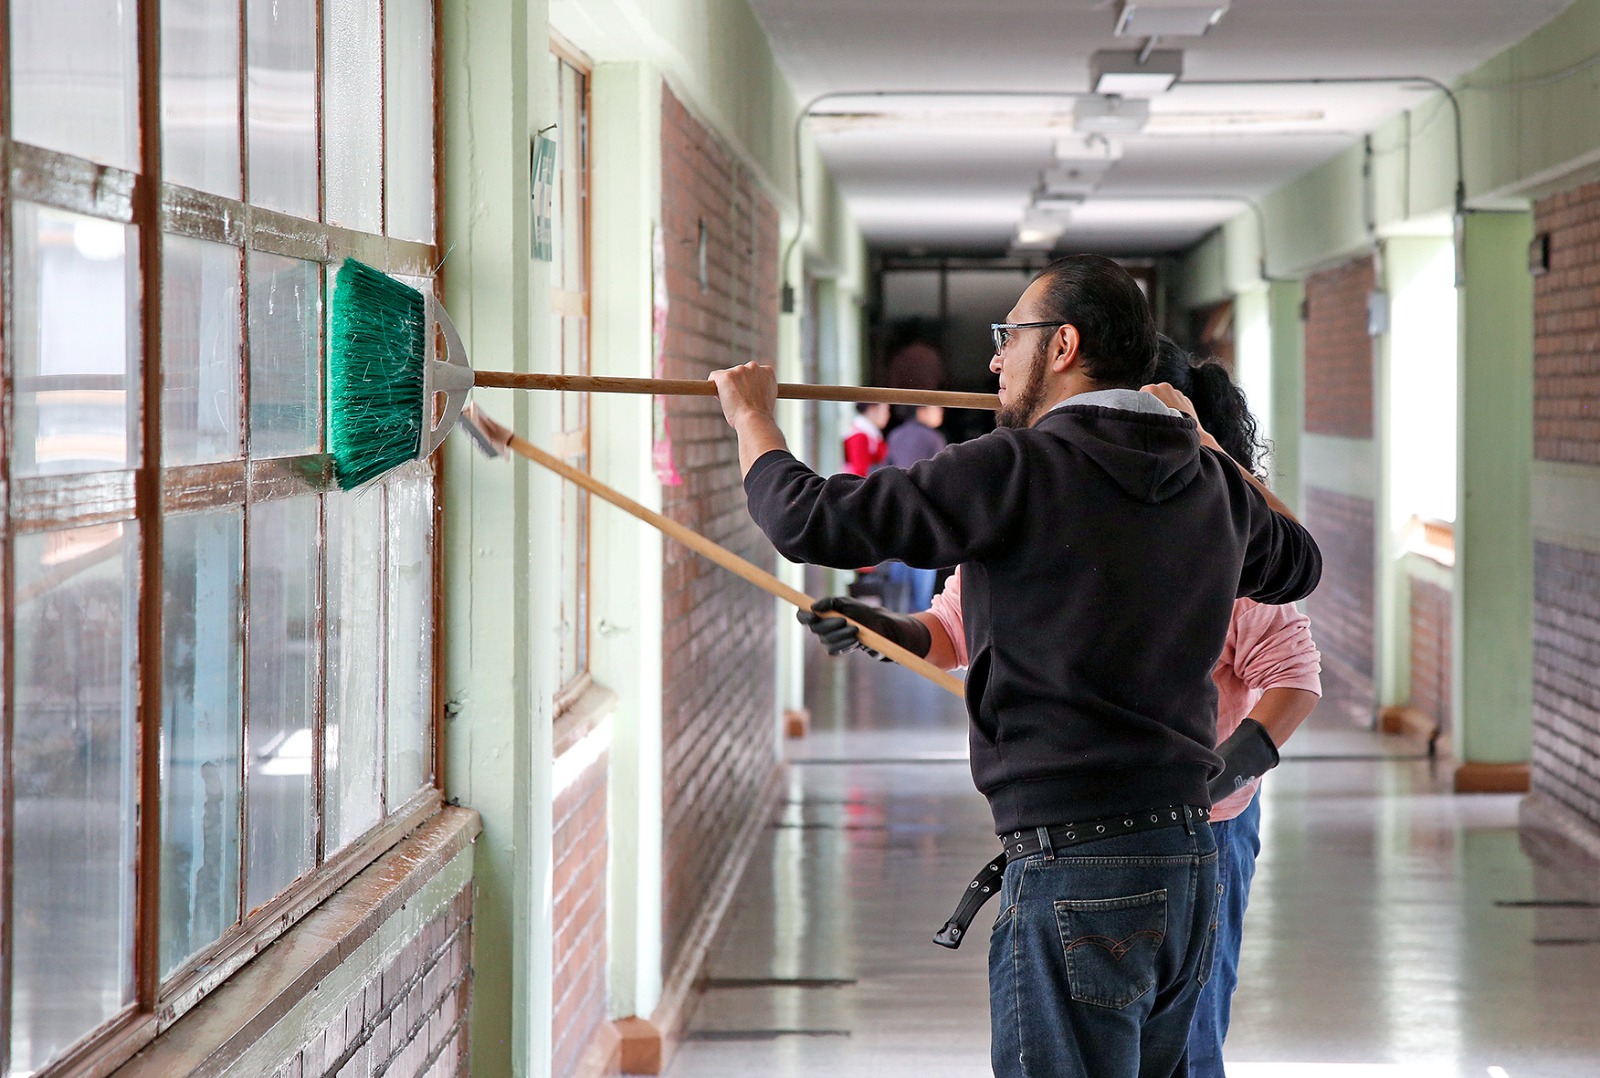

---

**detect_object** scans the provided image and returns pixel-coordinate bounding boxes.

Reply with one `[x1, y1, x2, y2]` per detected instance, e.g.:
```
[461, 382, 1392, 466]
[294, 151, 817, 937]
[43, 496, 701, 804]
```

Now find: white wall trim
[1533, 459, 1600, 550]
[1302, 431, 1378, 500]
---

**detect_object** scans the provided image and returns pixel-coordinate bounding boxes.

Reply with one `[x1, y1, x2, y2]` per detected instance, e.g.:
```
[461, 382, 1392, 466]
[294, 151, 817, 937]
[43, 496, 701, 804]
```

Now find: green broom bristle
[327, 258, 428, 488]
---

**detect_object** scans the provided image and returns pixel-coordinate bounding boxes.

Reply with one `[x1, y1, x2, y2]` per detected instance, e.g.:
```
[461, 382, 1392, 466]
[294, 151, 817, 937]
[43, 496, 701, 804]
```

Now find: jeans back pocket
[1054, 888, 1167, 1009]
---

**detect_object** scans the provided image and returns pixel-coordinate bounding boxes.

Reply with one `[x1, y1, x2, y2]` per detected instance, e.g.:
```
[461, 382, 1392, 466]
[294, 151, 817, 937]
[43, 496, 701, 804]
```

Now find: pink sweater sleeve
[928, 566, 969, 669]
[1223, 599, 1323, 702]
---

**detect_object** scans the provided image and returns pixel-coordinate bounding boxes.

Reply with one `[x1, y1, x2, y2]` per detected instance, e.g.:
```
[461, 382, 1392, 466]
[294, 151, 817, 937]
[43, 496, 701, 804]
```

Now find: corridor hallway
[670, 656, 1600, 1078]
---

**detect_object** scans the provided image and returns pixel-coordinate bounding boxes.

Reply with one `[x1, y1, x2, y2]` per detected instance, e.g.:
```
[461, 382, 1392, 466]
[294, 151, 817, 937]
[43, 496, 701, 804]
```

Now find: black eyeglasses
[991, 321, 1068, 353]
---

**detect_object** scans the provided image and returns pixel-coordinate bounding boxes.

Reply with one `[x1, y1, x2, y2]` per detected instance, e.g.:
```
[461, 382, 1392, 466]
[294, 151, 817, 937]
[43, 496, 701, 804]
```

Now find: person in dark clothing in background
[709, 254, 1320, 1078]
[882, 404, 948, 610]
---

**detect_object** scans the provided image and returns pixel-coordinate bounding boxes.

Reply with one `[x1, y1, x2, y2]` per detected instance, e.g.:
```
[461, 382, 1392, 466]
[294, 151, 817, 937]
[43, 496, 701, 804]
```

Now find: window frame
[549, 36, 594, 718]
[0, 0, 446, 1073]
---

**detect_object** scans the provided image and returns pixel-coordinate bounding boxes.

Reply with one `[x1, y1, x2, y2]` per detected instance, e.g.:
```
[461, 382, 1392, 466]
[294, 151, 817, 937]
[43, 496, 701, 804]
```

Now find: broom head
[328, 258, 429, 488]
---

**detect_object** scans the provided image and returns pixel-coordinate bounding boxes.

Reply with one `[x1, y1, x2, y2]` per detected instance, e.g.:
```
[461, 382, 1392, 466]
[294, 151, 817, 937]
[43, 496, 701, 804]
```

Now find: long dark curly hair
[1153, 334, 1267, 480]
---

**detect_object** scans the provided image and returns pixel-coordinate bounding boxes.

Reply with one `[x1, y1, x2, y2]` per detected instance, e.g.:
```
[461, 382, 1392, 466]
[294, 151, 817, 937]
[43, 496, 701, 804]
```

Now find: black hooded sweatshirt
[743, 399, 1322, 833]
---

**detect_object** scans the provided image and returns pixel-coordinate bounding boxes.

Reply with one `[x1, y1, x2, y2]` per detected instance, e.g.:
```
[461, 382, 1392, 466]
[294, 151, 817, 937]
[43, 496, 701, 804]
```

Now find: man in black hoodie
[709, 254, 1320, 1078]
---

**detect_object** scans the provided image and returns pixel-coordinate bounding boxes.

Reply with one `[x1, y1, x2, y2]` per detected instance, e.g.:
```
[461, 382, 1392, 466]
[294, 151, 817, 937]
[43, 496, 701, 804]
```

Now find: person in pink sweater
[801, 341, 1321, 1077]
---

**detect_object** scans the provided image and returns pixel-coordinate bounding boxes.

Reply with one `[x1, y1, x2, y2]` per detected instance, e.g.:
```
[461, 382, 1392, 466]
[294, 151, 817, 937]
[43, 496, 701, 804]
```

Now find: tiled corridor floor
[669, 655, 1600, 1078]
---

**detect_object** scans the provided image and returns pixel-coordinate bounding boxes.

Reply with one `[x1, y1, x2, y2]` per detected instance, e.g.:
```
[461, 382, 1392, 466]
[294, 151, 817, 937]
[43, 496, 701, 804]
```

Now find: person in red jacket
[842, 401, 890, 477]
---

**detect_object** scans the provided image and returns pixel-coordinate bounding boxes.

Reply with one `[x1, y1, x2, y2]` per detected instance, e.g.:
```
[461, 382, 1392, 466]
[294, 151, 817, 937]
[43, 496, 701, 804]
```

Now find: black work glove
[1207, 717, 1281, 804]
[797, 596, 933, 661]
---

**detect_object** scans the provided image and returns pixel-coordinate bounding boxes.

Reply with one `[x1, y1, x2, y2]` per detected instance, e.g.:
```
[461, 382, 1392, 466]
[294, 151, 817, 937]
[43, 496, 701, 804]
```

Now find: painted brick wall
[657, 85, 780, 976]
[1409, 574, 1453, 738]
[1532, 541, 1600, 830]
[1304, 256, 1376, 439]
[268, 885, 474, 1078]
[1533, 182, 1600, 465]
[1303, 487, 1376, 723]
[1530, 182, 1600, 835]
[551, 733, 611, 1078]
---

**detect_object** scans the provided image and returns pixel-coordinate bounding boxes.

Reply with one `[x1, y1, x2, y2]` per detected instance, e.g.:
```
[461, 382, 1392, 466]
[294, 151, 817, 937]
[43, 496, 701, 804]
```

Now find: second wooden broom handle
[475, 371, 999, 411]
[501, 430, 966, 699]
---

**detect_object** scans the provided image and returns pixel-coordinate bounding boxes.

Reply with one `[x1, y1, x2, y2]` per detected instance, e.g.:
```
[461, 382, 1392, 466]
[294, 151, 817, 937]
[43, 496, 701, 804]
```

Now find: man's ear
[1049, 324, 1081, 373]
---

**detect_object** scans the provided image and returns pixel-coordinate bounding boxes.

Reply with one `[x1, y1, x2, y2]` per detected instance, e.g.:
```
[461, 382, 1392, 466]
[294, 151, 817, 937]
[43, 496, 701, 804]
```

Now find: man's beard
[995, 337, 1050, 429]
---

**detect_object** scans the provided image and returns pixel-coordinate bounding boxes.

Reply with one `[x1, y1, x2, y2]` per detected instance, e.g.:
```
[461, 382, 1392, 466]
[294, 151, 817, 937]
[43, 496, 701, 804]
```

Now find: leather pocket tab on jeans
[1054, 888, 1167, 1009]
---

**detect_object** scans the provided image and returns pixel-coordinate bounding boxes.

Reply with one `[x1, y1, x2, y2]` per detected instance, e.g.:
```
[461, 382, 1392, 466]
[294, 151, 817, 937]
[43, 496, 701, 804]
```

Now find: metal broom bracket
[422, 294, 475, 460]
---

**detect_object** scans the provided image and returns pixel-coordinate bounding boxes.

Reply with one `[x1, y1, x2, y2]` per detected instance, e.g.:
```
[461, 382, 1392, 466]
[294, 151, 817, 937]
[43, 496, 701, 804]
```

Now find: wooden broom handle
[501, 431, 967, 699]
[475, 371, 999, 411]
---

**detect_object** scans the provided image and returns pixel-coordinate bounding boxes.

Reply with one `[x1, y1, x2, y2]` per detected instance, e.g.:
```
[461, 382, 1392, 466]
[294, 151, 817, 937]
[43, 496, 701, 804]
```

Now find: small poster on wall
[531, 132, 556, 261]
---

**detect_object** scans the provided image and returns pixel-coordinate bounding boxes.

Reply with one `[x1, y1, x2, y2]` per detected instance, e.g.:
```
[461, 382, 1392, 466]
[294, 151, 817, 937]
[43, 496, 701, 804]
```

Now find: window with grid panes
[550, 45, 593, 710]
[1, 0, 442, 1073]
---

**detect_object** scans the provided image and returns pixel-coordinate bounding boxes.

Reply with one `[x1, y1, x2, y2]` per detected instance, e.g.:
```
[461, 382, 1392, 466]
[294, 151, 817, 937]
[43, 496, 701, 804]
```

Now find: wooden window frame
[550, 37, 594, 720]
[0, 1, 445, 1074]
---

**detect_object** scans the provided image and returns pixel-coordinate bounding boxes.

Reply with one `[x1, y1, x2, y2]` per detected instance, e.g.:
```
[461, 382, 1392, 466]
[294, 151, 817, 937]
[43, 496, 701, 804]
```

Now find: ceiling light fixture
[1114, 0, 1228, 38]
[1074, 95, 1151, 135]
[1091, 49, 1184, 95]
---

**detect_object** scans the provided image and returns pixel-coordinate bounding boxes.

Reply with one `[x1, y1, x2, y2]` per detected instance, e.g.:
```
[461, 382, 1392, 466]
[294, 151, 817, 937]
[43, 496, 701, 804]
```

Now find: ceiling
[745, 0, 1576, 257]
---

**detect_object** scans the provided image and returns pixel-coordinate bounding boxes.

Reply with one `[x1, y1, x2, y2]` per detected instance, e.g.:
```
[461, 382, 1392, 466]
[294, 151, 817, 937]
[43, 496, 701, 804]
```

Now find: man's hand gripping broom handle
[473, 371, 1000, 412]
[466, 408, 965, 698]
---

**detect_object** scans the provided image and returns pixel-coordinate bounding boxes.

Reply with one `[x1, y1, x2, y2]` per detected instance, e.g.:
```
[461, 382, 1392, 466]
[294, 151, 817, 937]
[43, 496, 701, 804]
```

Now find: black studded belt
[932, 805, 1211, 949]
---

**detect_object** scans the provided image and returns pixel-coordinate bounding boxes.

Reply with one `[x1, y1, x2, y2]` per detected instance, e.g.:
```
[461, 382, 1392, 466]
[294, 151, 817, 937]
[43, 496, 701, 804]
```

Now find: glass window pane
[384, 0, 435, 242]
[161, 509, 244, 978]
[10, 523, 138, 1073]
[248, 252, 321, 459]
[325, 488, 383, 848]
[161, 0, 243, 196]
[247, 0, 318, 219]
[246, 496, 318, 910]
[324, 0, 383, 233]
[164, 235, 244, 465]
[9, 0, 139, 170]
[10, 203, 138, 476]
[385, 463, 433, 807]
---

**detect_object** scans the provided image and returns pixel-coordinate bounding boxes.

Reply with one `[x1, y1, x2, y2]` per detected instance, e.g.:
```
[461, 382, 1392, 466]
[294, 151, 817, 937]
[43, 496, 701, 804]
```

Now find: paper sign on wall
[531, 133, 556, 262]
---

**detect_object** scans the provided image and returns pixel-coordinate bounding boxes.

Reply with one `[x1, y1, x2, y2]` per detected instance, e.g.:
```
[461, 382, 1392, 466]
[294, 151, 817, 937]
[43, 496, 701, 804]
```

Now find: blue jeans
[1186, 795, 1261, 1078]
[989, 812, 1220, 1078]
[883, 561, 937, 612]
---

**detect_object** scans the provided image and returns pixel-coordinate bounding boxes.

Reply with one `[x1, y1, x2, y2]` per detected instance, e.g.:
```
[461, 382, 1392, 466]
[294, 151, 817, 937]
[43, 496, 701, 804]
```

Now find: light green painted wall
[1454, 211, 1535, 767]
[440, 0, 560, 1075]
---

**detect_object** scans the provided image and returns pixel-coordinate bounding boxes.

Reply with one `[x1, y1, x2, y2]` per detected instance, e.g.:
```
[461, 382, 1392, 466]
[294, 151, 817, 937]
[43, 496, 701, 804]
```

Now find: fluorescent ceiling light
[1074, 95, 1151, 135]
[1115, 0, 1228, 38]
[1030, 190, 1086, 213]
[1015, 227, 1062, 247]
[1092, 49, 1184, 95]
[1142, 109, 1327, 133]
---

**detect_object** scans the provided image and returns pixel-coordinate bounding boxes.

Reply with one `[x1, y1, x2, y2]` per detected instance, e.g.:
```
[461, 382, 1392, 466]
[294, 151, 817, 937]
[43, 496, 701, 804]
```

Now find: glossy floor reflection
[668, 654, 1600, 1078]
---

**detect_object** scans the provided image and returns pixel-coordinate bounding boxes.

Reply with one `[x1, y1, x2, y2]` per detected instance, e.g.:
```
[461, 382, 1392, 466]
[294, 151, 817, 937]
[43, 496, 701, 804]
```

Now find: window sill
[114, 806, 482, 1077]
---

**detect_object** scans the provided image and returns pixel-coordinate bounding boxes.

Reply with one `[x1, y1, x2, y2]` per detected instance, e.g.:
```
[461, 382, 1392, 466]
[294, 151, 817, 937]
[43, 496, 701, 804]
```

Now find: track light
[1114, 0, 1228, 38]
[1091, 49, 1184, 95]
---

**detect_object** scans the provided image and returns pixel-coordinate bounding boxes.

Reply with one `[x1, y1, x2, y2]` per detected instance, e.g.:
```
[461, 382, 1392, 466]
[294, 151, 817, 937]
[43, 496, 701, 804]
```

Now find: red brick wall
[551, 732, 611, 1078]
[1530, 182, 1600, 832]
[1534, 182, 1600, 465]
[1408, 575, 1453, 739]
[1533, 543, 1600, 828]
[272, 885, 473, 1077]
[657, 85, 780, 976]
[1303, 487, 1376, 723]
[1304, 256, 1376, 438]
